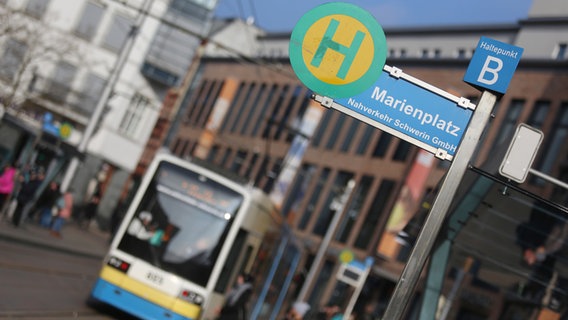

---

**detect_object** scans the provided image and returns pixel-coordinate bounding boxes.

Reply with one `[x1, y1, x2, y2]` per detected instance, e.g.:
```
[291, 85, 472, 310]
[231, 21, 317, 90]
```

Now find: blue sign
[464, 36, 523, 94]
[333, 66, 474, 158]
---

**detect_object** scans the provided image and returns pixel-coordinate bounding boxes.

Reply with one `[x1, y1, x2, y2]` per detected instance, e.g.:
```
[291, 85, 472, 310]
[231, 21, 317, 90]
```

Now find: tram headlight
[179, 289, 204, 306]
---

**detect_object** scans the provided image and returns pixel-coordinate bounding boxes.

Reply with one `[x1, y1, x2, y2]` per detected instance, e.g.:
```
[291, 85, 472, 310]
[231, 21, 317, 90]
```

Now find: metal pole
[297, 179, 356, 303]
[381, 91, 497, 319]
[60, 0, 153, 192]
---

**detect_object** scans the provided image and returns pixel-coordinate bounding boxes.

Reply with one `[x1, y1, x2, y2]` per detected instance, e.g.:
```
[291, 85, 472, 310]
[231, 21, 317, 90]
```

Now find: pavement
[0, 216, 111, 260]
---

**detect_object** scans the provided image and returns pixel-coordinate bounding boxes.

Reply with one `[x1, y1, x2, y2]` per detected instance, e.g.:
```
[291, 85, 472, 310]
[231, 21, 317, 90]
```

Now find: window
[372, 133, 392, 158]
[355, 125, 374, 155]
[299, 168, 330, 230]
[355, 179, 396, 249]
[103, 13, 134, 52]
[313, 171, 354, 236]
[537, 103, 568, 176]
[120, 93, 149, 137]
[392, 140, 412, 161]
[47, 61, 77, 104]
[75, 2, 105, 41]
[457, 48, 467, 59]
[25, 0, 49, 18]
[0, 38, 27, 82]
[310, 109, 332, 148]
[340, 119, 359, 153]
[79, 73, 106, 115]
[325, 113, 346, 150]
[489, 99, 523, 152]
[527, 100, 550, 128]
[335, 175, 374, 243]
[555, 43, 567, 60]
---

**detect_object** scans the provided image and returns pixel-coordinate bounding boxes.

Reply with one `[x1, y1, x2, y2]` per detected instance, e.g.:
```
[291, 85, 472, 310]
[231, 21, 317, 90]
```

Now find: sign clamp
[384, 65, 476, 111]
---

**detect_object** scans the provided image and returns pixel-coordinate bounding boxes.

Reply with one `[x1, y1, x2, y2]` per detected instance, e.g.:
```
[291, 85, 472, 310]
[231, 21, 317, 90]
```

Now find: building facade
[0, 0, 218, 219]
[162, 0, 568, 318]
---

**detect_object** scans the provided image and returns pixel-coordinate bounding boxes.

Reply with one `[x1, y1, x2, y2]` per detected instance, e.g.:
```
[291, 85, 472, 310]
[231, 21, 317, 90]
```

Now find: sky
[214, 0, 534, 32]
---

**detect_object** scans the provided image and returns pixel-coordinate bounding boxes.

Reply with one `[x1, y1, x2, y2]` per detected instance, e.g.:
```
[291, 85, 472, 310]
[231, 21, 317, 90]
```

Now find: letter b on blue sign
[464, 37, 523, 94]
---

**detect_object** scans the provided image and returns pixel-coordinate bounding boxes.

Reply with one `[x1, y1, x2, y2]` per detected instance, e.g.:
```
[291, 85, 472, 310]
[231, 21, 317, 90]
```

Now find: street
[0, 220, 134, 319]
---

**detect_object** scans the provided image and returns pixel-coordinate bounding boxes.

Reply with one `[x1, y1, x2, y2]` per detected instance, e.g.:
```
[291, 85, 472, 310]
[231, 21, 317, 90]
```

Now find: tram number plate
[146, 271, 164, 285]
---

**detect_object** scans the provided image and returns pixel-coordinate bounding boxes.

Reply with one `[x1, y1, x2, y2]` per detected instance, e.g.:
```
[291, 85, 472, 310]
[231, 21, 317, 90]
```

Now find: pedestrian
[12, 168, 43, 227]
[217, 273, 254, 320]
[50, 189, 73, 238]
[0, 162, 17, 212]
[79, 192, 100, 229]
[37, 181, 60, 228]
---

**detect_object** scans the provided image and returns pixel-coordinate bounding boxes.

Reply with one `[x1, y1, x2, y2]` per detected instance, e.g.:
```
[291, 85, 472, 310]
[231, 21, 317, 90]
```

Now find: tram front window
[118, 162, 243, 287]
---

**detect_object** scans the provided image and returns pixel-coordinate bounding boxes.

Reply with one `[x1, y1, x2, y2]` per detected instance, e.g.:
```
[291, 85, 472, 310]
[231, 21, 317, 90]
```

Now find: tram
[90, 153, 282, 320]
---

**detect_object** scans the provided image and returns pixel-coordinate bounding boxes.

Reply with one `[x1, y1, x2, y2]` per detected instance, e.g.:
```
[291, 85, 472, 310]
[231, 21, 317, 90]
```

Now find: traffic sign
[289, 2, 387, 98]
[317, 65, 475, 160]
[499, 123, 543, 183]
[464, 36, 523, 94]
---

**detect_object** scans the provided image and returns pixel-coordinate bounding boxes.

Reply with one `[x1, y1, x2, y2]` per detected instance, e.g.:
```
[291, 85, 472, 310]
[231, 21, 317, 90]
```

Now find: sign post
[289, 2, 523, 318]
[382, 37, 523, 319]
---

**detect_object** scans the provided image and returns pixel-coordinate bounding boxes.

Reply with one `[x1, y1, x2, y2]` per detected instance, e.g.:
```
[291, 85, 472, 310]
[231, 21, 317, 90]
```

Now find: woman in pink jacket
[0, 163, 17, 210]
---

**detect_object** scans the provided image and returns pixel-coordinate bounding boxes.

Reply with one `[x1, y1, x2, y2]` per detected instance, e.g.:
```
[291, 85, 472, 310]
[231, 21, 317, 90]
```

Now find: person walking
[217, 273, 254, 320]
[78, 192, 100, 229]
[12, 168, 43, 227]
[50, 189, 73, 238]
[0, 162, 17, 213]
[38, 181, 60, 228]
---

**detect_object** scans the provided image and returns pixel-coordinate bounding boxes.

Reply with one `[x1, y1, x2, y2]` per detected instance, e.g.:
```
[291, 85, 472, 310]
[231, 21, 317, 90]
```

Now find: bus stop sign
[289, 2, 387, 98]
[464, 36, 523, 94]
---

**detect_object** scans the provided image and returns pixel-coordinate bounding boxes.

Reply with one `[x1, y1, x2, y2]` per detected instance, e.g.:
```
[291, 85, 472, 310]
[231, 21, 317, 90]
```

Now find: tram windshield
[118, 161, 243, 287]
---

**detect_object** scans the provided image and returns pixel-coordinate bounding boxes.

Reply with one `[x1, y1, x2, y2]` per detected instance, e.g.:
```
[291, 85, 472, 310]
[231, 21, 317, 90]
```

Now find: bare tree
[0, 5, 82, 114]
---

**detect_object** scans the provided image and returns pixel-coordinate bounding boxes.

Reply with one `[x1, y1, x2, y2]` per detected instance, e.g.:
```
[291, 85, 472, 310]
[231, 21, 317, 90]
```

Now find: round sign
[339, 249, 354, 264]
[59, 122, 73, 139]
[289, 2, 387, 99]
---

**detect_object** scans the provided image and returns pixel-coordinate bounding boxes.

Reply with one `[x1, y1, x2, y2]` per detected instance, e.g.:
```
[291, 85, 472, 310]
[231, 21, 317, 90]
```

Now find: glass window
[340, 119, 359, 153]
[335, 175, 374, 243]
[325, 113, 346, 150]
[311, 110, 332, 148]
[555, 43, 567, 60]
[47, 61, 77, 104]
[230, 149, 247, 173]
[252, 84, 277, 136]
[537, 103, 568, 175]
[117, 161, 243, 287]
[372, 133, 392, 158]
[0, 38, 27, 82]
[75, 2, 105, 41]
[299, 168, 330, 230]
[230, 83, 255, 133]
[281, 163, 316, 218]
[120, 93, 150, 137]
[78, 73, 105, 115]
[355, 179, 396, 249]
[392, 140, 412, 162]
[25, 0, 49, 18]
[489, 99, 524, 152]
[103, 13, 133, 52]
[313, 171, 354, 236]
[275, 86, 303, 140]
[222, 82, 245, 133]
[356, 125, 375, 155]
[527, 100, 550, 128]
[240, 84, 265, 135]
